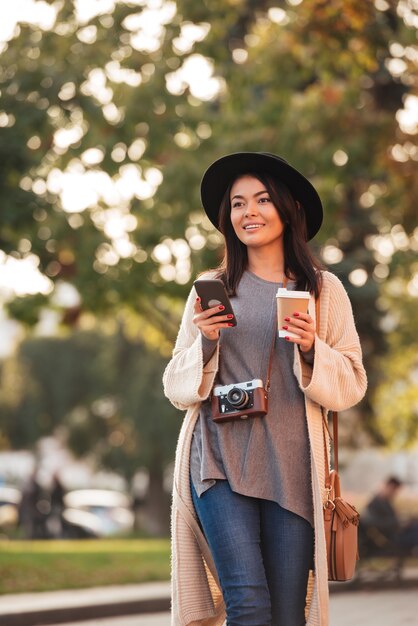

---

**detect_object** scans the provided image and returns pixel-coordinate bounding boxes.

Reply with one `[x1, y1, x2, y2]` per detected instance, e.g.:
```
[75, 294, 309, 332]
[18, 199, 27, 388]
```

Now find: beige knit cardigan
[163, 270, 367, 626]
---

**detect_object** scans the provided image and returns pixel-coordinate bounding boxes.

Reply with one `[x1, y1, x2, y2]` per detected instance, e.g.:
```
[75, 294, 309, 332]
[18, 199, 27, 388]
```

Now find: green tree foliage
[0, 327, 180, 532]
[0, 327, 179, 474]
[373, 344, 418, 449]
[0, 0, 417, 450]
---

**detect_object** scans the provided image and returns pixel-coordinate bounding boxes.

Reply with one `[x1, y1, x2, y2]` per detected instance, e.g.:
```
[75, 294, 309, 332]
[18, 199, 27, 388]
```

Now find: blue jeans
[191, 478, 313, 626]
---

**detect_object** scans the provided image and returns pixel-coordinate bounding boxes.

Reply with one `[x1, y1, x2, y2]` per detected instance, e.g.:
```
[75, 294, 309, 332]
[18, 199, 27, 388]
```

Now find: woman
[163, 152, 367, 626]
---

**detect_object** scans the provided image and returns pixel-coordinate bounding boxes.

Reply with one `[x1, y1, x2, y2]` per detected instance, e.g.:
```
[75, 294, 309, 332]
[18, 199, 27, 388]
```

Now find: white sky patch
[105, 60, 142, 87]
[0, 252, 53, 299]
[152, 237, 191, 284]
[115, 164, 161, 201]
[172, 22, 211, 55]
[332, 149, 349, 166]
[60, 172, 101, 213]
[101, 210, 138, 239]
[0, 0, 57, 44]
[386, 57, 408, 77]
[76, 0, 179, 28]
[365, 228, 413, 263]
[81, 147, 105, 166]
[123, 1, 176, 54]
[81, 68, 113, 105]
[53, 124, 85, 150]
[127, 138, 147, 161]
[102, 103, 124, 125]
[348, 268, 368, 287]
[92, 207, 139, 267]
[166, 54, 225, 101]
[185, 226, 206, 250]
[232, 49, 248, 64]
[0, 112, 16, 128]
[49, 168, 115, 212]
[397, 0, 418, 29]
[74, 0, 116, 25]
[51, 281, 82, 308]
[321, 245, 344, 264]
[396, 95, 418, 135]
[58, 82, 77, 101]
[46, 161, 163, 213]
[77, 25, 98, 44]
[268, 7, 290, 25]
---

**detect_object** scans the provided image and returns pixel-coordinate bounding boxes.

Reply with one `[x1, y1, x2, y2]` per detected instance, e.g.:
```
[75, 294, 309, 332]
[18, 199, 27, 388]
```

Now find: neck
[247, 246, 285, 282]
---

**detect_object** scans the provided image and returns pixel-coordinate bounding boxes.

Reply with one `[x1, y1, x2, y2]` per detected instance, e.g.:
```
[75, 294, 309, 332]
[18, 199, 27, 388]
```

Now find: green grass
[0, 539, 170, 595]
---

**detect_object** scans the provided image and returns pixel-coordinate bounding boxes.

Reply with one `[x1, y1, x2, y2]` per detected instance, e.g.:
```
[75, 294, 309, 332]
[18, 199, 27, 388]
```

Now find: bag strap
[264, 329, 276, 393]
[315, 294, 339, 492]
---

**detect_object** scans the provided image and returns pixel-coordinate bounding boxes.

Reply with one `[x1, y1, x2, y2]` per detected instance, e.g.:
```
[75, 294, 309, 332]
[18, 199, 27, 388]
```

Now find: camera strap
[265, 276, 287, 393]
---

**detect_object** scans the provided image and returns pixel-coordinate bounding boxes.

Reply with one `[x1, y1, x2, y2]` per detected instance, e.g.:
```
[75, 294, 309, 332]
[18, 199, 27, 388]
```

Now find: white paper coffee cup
[276, 288, 310, 338]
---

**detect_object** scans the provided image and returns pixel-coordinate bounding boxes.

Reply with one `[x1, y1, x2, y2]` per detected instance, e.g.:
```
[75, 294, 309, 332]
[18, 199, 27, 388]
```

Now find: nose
[244, 201, 258, 217]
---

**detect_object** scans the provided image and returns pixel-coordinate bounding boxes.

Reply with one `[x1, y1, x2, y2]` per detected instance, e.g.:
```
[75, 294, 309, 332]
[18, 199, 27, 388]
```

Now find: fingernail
[196, 297, 201, 302]
[227, 314, 234, 319]
[228, 323, 234, 327]
[294, 312, 300, 317]
[282, 325, 288, 330]
[285, 336, 290, 341]
[284, 317, 290, 322]
[219, 305, 225, 310]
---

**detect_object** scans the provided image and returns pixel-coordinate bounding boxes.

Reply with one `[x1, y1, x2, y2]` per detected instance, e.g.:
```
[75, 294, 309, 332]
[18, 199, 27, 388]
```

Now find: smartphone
[193, 278, 237, 326]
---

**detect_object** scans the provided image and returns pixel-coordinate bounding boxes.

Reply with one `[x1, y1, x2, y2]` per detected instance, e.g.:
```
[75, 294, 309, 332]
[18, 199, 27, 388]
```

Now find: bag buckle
[324, 487, 335, 510]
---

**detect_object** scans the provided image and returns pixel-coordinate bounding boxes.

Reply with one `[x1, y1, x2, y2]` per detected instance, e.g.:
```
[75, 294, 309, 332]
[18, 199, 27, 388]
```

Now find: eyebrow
[231, 189, 269, 201]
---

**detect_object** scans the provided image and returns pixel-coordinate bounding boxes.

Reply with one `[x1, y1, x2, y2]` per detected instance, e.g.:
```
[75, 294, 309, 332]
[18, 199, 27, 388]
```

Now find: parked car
[63, 489, 135, 537]
[0, 485, 134, 539]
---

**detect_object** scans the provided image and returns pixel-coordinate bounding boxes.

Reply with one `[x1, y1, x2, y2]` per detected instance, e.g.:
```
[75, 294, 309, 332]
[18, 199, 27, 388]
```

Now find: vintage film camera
[211, 379, 268, 423]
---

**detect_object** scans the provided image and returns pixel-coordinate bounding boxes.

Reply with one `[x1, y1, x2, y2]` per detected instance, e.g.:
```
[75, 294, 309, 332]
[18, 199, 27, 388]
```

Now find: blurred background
[0, 0, 417, 601]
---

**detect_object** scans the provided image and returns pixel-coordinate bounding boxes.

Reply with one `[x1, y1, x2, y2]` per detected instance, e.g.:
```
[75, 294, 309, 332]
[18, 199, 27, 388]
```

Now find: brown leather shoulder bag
[316, 296, 360, 581]
[323, 413, 360, 581]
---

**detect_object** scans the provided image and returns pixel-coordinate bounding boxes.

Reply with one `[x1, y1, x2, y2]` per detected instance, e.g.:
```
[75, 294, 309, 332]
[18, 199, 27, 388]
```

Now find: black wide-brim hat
[200, 152, 323, 240]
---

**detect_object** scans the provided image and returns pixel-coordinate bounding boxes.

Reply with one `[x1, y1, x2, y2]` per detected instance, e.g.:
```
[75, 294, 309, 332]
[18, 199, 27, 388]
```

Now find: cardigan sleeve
[162, 285, 220, 411]
[293, 272, 367, 412]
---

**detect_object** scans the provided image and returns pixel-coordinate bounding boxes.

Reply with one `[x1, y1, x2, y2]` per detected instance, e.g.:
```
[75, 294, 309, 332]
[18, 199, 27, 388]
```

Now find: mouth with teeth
[243, 223, 265, 230]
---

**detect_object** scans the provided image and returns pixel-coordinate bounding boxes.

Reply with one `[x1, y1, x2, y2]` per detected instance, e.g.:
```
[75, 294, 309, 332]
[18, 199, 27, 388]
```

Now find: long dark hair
[214, 172, 323, 298]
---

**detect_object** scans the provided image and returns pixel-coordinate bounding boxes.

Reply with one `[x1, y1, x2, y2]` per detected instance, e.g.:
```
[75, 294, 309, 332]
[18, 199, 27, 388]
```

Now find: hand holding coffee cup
[276, 289, 315, 353]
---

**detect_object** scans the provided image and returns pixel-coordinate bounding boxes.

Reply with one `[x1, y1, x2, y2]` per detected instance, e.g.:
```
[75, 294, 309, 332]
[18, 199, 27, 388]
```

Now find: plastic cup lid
[276, 288, 310, 298]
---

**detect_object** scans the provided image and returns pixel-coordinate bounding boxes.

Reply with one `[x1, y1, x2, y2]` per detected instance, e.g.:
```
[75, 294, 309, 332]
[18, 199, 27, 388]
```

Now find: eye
[231, 200, 244, 209]
[259, 196, 271, 203]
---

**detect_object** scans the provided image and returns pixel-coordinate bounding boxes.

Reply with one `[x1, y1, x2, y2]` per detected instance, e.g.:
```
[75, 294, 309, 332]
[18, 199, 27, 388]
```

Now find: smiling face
[229, 175, 285, 250]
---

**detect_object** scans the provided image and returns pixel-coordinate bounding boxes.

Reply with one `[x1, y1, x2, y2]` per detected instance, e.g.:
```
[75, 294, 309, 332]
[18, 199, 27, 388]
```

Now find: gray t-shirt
[190, 270, 314, 526]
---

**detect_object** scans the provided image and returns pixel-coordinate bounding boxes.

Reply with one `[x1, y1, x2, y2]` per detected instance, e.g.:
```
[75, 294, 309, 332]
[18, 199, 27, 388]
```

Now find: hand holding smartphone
[193, 278, 237, 328]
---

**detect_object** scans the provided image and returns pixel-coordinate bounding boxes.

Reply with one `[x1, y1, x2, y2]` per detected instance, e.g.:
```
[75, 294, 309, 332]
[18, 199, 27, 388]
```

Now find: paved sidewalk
[43, 589, 418, 626]
[0, 583, 171, 626]
[330, 588, 418, 625]
[1, 579, 418, 626]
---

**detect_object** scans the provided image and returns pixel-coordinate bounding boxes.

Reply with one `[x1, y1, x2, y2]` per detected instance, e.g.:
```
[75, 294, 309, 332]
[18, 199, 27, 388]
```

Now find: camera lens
[227, 387, 249, 408]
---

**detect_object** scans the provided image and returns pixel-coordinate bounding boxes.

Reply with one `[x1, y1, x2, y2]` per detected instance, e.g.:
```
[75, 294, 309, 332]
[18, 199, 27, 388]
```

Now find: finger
[202, 321, 235, 332]
[292, 312, 313, 324]
[193, 310, 234, 326]
[284, 334, 313, 348]
[201, 321, 234, 340]
[282, 328, 315, 351]
[283, 334, 300, 344]
[285, 317, 314, 332]
[194, 297, 203, 313]
[198, 305, 229, 320]
[199, 314, 234, 327]
[282, 322, 308, 336]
